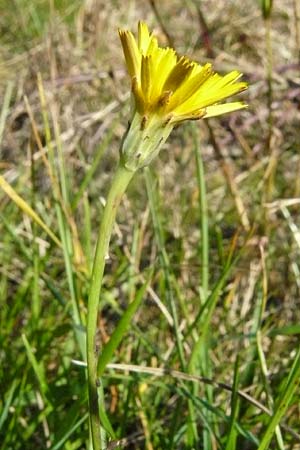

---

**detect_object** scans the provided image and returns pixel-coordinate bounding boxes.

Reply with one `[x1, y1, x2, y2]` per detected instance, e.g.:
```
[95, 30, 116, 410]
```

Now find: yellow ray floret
[119, 22, 248, 123]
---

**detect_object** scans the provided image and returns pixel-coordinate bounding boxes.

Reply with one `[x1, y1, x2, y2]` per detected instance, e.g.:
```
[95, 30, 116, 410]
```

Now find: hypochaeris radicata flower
[119, 21, 248, 171]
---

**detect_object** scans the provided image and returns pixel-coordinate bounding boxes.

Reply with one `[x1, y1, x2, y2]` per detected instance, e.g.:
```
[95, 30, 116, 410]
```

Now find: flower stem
[86, 163, 134, 450]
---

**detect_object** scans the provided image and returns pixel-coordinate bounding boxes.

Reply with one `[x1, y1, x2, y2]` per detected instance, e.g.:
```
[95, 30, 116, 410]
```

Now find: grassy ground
[1, 0, 300, 449]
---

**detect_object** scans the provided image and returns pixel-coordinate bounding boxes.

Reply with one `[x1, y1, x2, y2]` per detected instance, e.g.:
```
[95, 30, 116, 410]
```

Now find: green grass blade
[258, 346, 300, 450]
[187, 251, 239, 358]
[187, 123, 211, 448]
[191, 122, 209, 302]
[21, 333, 52, 406]
[256, 331, 285, 450]
[37, 75, 84, 355]
[0, 379, 18, 431]
[145, 167, 186, 368]
[225, 358, 240, 450]
[72, 121, 117, 210]
[97, 274, 151, 376]
[50, 413, 88, 450]
[268, 325, 300, 336]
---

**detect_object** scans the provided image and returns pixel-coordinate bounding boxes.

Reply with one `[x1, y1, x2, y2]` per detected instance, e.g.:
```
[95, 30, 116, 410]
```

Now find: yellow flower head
[118, 22, 248, 171]
[119, 22, 248, 123]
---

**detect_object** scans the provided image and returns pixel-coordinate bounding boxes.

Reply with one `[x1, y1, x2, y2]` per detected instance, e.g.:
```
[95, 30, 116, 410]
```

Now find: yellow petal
[147, 35, 159, 55]
[163, 56, 194, 93]
[166, 63, 212, 111]
[119, 29, 141, 79]
[203, 101, 248, 118]
[149, 47, 177, 99]
[132, 77, 145, 113]
[141, 55, 152, 103]
[170, 108, 206, 124]
[138, 21, 152, 54]
[196, 82, 248, 109]
[119, 23, 248, 121]
[174, 79, 247, 114]
[216, 70, 243, 86]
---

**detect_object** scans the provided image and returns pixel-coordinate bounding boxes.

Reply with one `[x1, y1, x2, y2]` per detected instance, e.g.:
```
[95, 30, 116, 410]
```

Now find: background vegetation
[1, 0, 300, 449]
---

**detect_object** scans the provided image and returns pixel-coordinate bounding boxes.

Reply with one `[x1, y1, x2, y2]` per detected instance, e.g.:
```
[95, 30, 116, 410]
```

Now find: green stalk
[192, 123, 209, 302]
[186, 124, 211, 448]
[86, 163, 133, 450]
[145, 168, 186, 369]
[29, 138, 40, 322]
[265, 16, 273, 150]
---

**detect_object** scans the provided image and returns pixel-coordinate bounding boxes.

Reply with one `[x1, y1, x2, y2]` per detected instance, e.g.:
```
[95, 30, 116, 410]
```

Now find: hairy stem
[86, 164, 134, 450]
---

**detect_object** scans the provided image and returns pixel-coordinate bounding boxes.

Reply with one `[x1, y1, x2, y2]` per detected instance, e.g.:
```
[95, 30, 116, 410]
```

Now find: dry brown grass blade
[0, 174, 61, 247]
[105, 362, 300, 444]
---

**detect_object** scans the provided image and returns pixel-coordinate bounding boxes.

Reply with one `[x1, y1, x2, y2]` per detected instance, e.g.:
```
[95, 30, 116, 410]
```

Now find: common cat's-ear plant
[86, 21, 248, 450]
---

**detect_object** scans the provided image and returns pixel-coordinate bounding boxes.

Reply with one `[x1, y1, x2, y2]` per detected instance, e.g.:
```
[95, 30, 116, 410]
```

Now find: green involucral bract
[120, 112, 173, 171]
